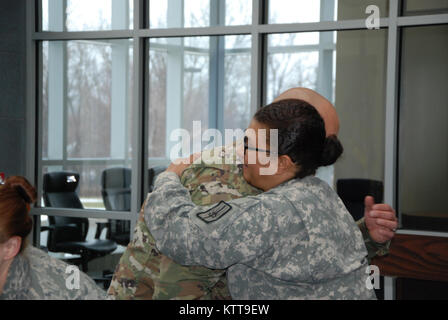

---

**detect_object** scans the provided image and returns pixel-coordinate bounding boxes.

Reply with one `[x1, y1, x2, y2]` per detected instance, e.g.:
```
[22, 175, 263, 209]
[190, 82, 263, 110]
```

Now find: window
[42, 0, 133, 31]
[398, 25, 448, 232]
[402, 0, 448, 16]
[269, 0, 389, 23]
[148, 34, 252, 166]
[267, 29, 388, 187]
[149, 0, 252, 28]
[42, 39, 134, 210]
[27, 0, 448, 292]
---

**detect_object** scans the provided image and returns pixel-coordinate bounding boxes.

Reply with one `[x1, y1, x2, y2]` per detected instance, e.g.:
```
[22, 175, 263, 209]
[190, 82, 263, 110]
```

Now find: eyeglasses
[243, 136, 296, 163]
[243, 136, 272, 156]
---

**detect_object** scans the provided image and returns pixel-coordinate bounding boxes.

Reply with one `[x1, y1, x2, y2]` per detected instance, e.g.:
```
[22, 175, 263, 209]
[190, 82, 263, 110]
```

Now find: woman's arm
[144, 171, 279, 269]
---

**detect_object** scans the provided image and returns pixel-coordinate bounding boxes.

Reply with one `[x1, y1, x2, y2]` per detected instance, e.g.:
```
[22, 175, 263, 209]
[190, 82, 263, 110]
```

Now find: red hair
[0, 176, 36, 253]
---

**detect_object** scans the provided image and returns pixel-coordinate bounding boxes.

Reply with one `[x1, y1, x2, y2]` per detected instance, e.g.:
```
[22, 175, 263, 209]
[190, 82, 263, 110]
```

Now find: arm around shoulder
[144, 172, 277, 269]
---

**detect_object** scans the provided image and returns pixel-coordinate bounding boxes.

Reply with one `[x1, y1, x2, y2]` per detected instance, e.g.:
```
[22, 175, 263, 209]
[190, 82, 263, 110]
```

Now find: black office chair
[336, 178, 384, 221]
[42, 171, 117, 272]
[101, 167, 131, 246]
[99, 166, 167, 247]
[148, 165, 168, 192]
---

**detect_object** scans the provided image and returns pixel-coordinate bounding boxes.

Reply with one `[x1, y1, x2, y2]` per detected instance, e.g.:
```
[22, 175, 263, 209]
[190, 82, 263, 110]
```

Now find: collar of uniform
[0, 251, 32, 300]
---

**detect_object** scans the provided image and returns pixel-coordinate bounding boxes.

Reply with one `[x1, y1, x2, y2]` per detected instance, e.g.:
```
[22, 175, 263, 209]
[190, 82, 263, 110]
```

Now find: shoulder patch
[197, 201, 232, 224]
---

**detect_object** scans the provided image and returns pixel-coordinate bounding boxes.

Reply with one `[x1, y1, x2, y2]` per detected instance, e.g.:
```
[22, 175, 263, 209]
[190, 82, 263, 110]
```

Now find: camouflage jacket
[0, 246, 105, 300]
[108, 145, 388, 300]
[108, 146, 259, 300]
[146, 171, 376, 300]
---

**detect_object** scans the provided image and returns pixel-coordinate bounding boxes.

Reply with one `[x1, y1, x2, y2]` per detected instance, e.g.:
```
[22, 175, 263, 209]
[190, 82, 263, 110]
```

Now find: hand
[364, 196, 398, 244]
[166, 153, 201, 177]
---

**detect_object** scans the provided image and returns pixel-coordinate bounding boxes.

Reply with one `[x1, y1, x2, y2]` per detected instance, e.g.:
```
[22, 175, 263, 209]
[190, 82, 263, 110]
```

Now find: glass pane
[148, 35, 251, 166]
[269, 0, 389, 24]
[223, 36, 252, 130]
[42, 0, 133, 31]
[41, 39, 133, 210]
[402, 0, 448, 16]
[38, 215, 128, 288]
[398, 25, 448, 232]
[149, 0, 252, 28]
[267, 29, 388, 200]
[267, 33, 321, 103]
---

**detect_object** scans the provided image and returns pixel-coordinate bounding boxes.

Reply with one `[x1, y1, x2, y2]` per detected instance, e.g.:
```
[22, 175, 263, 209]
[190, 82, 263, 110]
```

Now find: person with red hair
[0, 176, 105, 300]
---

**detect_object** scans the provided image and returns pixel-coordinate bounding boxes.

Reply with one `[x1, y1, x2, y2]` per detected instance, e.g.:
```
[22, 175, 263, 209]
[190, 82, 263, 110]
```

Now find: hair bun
[5, 176, 37, 204]
[320, 135, 343, 167]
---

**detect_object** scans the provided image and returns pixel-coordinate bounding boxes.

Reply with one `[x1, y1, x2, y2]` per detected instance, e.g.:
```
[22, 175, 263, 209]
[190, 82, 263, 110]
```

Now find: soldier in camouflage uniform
[0, 245, 105, 300]
[146, 172, 376, 299]
[107, 144, 259, 300]
[144, 99, 378, 299]
[0, 176, 105, 300]
[108, 141, 390, 300]
[107, 88, 395, 300]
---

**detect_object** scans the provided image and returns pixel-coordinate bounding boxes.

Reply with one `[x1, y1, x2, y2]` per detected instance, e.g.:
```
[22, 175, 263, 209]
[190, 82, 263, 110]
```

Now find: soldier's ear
[277, 155, 295, 173]
[2, 236, 21, 260]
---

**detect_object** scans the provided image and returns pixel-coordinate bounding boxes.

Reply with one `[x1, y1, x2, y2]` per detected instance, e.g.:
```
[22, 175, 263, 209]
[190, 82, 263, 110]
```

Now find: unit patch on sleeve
[196, 201, 232, 224]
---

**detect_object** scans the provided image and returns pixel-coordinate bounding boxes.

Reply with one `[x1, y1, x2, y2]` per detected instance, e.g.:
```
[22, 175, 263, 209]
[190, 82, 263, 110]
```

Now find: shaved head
[273, 87, 339, 137]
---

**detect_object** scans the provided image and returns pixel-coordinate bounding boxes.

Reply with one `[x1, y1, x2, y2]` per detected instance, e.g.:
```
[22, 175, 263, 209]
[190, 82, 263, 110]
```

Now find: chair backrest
[42, 171, 88, 244]
[101, 167, 132, 211]
[101, 168, 132, 246]
[336, 179, 384, 221]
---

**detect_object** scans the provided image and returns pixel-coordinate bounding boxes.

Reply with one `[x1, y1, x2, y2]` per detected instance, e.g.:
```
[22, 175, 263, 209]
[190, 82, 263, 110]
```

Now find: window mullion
[251, 0, 264, 113]
[130, 0, 146, 238]
[383, 0, 400, 302]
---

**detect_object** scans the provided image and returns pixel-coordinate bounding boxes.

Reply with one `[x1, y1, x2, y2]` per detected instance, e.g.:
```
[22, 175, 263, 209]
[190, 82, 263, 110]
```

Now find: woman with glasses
[143, 96, 394, 299]
[0, 176, 105, 300]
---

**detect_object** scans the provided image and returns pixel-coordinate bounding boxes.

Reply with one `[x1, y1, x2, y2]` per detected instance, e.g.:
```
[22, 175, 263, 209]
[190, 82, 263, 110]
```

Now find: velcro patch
[197, 201, 232, 224]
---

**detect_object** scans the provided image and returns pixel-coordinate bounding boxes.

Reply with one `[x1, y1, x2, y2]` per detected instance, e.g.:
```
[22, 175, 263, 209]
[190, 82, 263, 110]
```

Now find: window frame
[25, 0, 448, 299]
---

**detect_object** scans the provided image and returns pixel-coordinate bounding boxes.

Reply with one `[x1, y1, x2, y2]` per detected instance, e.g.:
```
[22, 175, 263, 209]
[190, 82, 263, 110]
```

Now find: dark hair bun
[320, 135, 343, 167]
[5, 176, 37, 204]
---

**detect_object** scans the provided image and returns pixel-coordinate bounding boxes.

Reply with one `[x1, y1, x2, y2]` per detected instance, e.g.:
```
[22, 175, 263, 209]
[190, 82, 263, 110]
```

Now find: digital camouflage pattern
[146, 171, 376, 300]
[0, 246, 105, 300]
[108, 144, 389, 300]
[108, 145, 260, 300]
